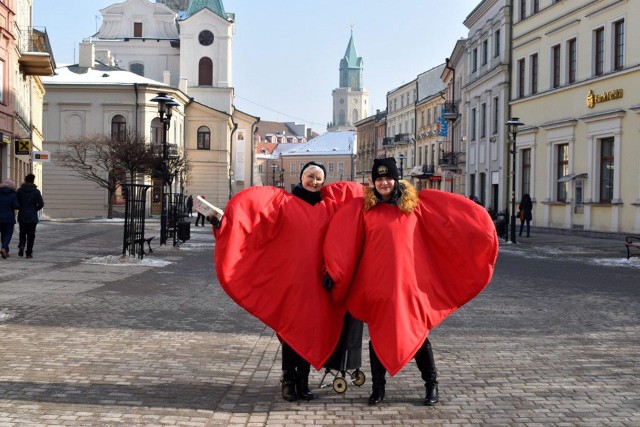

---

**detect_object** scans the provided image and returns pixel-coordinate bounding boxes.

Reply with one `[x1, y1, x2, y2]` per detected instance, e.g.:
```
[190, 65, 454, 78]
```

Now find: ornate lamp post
[506, 117, 524, 244]
[279, 168, 285, 188]
[398, 153, 406, 179]
[150, 92, 179, 246]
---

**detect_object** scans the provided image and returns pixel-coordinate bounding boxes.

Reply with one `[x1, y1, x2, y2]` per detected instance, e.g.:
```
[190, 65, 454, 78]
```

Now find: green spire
[186, 0, 226, 19]
[339, 29, 363, 90]
[342, 29, 360, 67]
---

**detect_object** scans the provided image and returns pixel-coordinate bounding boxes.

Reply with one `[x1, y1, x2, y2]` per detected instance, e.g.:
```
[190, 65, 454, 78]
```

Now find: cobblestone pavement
[0, 220, 638, 426]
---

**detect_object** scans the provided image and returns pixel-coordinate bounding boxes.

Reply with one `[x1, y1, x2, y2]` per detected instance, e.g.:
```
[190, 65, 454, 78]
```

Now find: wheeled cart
[319, 312, 365, 393]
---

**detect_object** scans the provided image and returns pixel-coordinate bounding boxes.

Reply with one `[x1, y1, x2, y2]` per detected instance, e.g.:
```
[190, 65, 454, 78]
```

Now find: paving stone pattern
[0, 220, 638, 426]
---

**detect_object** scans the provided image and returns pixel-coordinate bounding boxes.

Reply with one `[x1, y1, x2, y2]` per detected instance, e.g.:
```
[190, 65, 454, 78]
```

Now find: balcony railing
[17, 27, 56, 76]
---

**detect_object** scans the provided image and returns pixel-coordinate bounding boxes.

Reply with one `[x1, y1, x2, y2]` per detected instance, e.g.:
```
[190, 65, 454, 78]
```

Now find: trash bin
[177, 220, 191, 242]
[494, 212, 507, 237]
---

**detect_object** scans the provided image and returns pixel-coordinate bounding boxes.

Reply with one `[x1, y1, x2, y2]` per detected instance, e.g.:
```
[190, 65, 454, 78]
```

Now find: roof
[184, 0, 228, 20]
[272, 131, 356, 159]
[417, 63, 446, 101]
[340, 30, 363, 69]
[42, 62, 170, 86]
[256, 120, 306, 139]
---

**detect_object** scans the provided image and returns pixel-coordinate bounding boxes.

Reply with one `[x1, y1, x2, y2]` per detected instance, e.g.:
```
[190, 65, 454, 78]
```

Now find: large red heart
[324, 189, 498, 376]
[214, 182, 364, 369]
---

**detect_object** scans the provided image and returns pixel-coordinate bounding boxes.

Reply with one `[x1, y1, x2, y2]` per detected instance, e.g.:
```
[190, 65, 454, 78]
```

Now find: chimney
[163, 71, 171, 85]
[79, 42, 95, 68]
[179, 78, 188, 94]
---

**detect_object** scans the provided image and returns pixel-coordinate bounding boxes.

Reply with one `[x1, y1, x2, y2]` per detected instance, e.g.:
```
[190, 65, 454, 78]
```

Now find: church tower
[328, 31, 369, 132]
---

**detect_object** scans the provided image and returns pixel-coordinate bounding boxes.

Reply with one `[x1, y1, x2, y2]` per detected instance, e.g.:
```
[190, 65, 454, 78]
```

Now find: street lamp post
[271, 164, 279, 186]
[151, 93, 179, 246]
[506, 117, 524, 244]
[398, 154, 405, 179]
[279, 169, 285, 188]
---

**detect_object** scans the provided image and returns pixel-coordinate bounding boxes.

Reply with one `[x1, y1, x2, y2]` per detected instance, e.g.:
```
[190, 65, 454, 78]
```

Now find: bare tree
[59, 132, 154, 219]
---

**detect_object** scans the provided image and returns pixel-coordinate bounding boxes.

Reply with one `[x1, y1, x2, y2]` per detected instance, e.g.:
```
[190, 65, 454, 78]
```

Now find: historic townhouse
[464, 0, 511, 212]
[354, 114, 375, 182]
[511, 0, 640, 233]
[414, 64, 445, 190]
[385, 79, 417, 179]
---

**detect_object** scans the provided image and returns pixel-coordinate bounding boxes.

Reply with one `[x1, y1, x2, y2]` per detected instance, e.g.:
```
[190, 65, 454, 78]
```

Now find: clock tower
[328, 30, 369, 132]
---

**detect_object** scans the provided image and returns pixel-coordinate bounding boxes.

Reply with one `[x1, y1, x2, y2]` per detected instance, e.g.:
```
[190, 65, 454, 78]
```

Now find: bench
[624, 235, 640, 259]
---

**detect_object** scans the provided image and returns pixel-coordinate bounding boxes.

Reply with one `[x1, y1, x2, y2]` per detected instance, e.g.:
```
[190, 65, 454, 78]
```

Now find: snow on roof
[269, 131, 356, 159]
[42, 62, 170, 87]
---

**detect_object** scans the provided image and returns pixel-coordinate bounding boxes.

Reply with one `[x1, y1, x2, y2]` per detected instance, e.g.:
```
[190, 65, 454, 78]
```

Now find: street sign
[33, 151, 51, 162]
[15, 138, 30, 155]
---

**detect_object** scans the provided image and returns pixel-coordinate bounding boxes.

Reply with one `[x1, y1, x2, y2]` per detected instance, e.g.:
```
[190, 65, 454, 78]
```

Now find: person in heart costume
[323, 157, 498, 406]
[212, 162, 364, 402]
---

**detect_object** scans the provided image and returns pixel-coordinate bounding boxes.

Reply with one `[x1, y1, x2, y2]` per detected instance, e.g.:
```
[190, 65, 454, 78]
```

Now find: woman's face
[374, 177, 395, 200]
[301, 166, 325, 192]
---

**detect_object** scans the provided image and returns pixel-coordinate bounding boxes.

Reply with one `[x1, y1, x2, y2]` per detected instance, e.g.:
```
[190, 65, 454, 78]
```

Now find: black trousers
[369, 338, 437, 386]
[519, 219, 530, 236]
[195, 213, 205, 226]
[281, 342, 310, 375]
[18, 222, 37, 255]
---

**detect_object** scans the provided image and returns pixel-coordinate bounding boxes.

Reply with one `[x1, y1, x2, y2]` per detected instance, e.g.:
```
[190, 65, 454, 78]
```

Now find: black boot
[368, 341, 386, 405]
[281, 370, 297, 402]
[424, 382, 439, 406]
[295, 362, 315, 400]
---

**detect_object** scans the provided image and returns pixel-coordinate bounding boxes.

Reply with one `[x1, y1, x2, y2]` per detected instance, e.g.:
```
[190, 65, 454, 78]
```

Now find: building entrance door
[151, 178, 162, 215]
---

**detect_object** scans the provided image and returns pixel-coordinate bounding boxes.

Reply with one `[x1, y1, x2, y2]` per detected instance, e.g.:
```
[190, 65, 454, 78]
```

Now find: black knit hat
[24, 173, 35, 183]
[372, 158, 400, 181]
[299, 161, 326, 181]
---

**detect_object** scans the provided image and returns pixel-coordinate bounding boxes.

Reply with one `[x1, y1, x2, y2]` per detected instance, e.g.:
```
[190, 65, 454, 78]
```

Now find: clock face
[198, 30, 214, 46]
[340, 99, 345, 104]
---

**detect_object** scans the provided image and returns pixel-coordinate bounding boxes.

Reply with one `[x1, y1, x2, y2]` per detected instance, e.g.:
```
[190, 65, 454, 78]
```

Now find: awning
[558, 173, 587, 183]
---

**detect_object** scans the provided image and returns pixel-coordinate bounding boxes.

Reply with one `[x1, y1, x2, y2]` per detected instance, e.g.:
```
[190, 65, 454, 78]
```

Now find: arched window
[150, 117, 162, 144]
[129, 62, 144, 76]
[197, 126, 210, 150]
[198, 57, 213, 86]
[111, 115, 127, 140]
[338, 110, 346, 126]
[352, 109, 359, 124]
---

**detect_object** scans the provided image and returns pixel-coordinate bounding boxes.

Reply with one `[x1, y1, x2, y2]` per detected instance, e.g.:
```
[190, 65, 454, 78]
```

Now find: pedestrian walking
[518, 194, 533, 237]
[211, 161, 363, 402]
[16, 173, 45, 258]
[186, 195, 193, 217]
[0, 179, 19, 259]
[323, 157, 498, 406]
[195, 195, 206, 226]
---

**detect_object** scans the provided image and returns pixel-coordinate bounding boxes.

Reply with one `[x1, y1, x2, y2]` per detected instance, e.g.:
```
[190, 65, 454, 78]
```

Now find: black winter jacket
[16, 183, 44, 223]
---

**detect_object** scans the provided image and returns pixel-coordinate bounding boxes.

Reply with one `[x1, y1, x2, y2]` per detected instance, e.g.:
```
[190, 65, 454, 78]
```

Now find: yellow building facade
[511, 0, 640, 234]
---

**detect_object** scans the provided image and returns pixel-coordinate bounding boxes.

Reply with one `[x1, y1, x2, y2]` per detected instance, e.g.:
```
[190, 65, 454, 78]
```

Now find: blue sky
[34, 0, 472, 134]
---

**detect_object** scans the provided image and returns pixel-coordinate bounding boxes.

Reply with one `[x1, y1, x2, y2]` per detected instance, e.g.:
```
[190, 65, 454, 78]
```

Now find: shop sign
[0, 133, 11, 144]
[587, 89, 623, 108]
[33, 151, 51, 162]
[429, 175, 442, 181]
[14, 138, 30, 155]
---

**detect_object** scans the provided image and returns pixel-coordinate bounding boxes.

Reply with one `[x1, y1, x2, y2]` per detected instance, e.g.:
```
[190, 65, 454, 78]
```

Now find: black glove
[207, 215, 221, 228]
[323, 273, 334, 291]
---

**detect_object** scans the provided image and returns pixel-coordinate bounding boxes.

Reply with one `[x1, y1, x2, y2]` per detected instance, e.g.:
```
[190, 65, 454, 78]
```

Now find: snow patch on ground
[590, 258, 640, 269]
[82, 255, 172, 267]
[0, 309, 18, 322]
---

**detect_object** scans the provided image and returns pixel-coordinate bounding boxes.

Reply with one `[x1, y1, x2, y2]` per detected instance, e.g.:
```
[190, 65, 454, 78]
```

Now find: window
[0, 59, 4, 103]
[150, 117, 161, 144]
[258, 164, 263, 173]
[533, 0, 539, 13]
[494, 29, 501, 58]
[567, 39, 577, 84]
[472, 48, 478, 72]
[352, 109, 359, 124]
[556, 144, 569, 202]
[421, 111, 425, 127]
[471, 108, 477, 141]
[613, 20, 624, 71]
[198, 57, 213, 85]
[111, 115, 126, 140]
[134, 22, 142, 37]
[520, 0, 526, 20]
[599, 137, 614, 202]
[492, 96, 499, 134]
[129, 63, 144, 77]
[482, 39, 488, 65]
[517, 58, 525, 98]
[338, 162, 345, 176]
[289, 162, 296, 175]
[530, 53, 538, 95]
[552, 45, 561, 88]
[480, 103, 486, 138]
[594, 27, 605, 76]
[328, 162, 335, 175]
[197, 126, 210, 150]
[521, 148, 531, 196]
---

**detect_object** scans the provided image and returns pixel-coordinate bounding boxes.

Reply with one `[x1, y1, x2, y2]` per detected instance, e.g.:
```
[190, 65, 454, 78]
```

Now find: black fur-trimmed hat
[372, 157, 400, 181]
[299, 161, 326, 181]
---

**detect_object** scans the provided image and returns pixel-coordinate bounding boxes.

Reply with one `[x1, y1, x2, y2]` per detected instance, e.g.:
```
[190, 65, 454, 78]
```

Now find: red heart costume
[323, 187, 498, 376]
[213, 182, 364, 370]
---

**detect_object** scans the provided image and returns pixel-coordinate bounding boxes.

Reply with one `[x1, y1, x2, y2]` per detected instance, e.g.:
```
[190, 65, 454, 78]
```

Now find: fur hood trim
[364, 179, 418, 214]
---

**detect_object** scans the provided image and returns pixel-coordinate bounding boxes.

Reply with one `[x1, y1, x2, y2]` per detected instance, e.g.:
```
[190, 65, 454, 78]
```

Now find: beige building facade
[511, 0, 640, 234]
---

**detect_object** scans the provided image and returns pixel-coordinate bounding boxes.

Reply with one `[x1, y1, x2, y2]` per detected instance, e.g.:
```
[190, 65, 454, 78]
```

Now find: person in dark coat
[518, 194, 533, 237]
[195, 195, 206, 226]
[16, 174, 44, 258]
[186, 195, 193, 217]
[0, 179, 20, 259]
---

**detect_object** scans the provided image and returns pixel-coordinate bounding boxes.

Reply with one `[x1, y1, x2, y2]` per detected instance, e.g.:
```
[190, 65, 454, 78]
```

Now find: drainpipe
[229, 121, 238, 200]
[445, 58, 456, 193]
[249, 118, 260, 186]
[134, 83, 139, 135]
